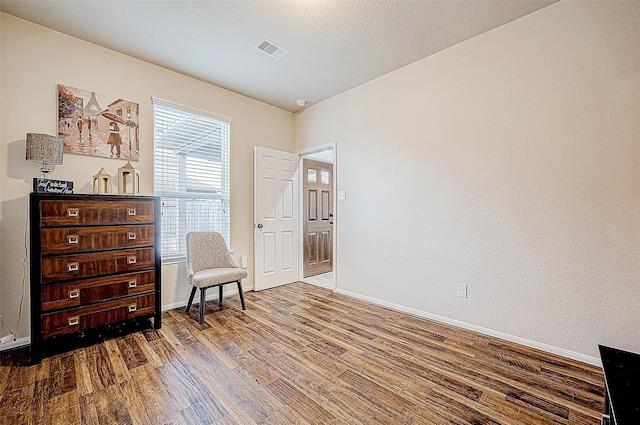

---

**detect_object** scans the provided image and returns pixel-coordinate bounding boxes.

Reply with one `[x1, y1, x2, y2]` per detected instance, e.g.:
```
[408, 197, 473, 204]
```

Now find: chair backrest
[186, 232, 237, 273]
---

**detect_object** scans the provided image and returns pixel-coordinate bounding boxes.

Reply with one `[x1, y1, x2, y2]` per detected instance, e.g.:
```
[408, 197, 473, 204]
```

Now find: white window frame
[152, 97, 232, 262]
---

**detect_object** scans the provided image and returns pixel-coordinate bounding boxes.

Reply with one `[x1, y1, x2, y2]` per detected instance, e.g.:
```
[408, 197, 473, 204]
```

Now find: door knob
[257, 224, 263, 229]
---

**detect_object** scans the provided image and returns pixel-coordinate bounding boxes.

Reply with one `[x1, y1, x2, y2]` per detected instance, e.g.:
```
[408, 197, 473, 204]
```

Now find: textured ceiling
[0, 0, 556, 112]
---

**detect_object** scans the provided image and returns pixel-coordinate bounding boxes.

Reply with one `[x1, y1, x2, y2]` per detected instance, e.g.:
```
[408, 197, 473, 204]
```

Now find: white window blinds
[152, 98, 231, 260]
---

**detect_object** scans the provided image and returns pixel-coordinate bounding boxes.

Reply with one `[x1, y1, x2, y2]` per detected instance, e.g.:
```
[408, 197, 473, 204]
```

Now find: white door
[253, 147, 300, 291]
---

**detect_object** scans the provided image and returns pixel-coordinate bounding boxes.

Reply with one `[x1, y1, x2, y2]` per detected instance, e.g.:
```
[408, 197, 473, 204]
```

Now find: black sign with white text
[33, 178, 74, 194]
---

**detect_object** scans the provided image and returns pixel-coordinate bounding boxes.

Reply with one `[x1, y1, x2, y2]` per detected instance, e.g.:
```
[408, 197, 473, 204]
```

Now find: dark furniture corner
[598, 344, 640, 425]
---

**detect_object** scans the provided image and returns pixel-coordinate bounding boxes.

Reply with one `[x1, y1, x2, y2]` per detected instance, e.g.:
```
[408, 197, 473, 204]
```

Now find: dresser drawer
[41, 270, 156, 312]
[41, 293, 155, 339]
[40, 225, 154, 254]
[40, 200, 154, 226]
[41, 247, 155, 283]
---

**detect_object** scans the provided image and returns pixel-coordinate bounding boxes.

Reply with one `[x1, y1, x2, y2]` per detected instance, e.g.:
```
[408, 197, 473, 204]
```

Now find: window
[153, 98, 231, 260]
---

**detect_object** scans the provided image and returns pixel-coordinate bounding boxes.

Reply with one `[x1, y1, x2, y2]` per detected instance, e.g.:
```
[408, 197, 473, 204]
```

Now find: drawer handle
[68, 316, 79, 326]
[67, 262, 79, 272]
[128, 304, 137, 313]
[67, 235, 79, 244]
[128, 280, 137, 288]
[69, 288, 80, 299]
[67, 208, 79, 217]
[127, 208, 136, 216]
[127, 232, 137, 240]
[127, 256, 137, 264]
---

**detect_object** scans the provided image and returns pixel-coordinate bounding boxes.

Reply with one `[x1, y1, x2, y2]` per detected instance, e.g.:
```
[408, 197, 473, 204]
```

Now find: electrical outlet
[456, 283, 468, 298]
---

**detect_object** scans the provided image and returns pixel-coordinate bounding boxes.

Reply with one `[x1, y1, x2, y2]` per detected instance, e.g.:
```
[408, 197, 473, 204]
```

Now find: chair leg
[185, 287, 197, 313]
[237, 280, 246, 310]
[199, 287, 206, 324]
[219, 285, 223, 305]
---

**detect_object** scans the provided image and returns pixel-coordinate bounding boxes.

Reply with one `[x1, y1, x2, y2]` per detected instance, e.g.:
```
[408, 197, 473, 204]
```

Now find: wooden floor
[0, 282, 604, 424]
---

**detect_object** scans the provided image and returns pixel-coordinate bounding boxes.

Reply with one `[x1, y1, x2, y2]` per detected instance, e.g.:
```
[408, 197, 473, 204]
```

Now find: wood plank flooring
[0, 282, 604, 424]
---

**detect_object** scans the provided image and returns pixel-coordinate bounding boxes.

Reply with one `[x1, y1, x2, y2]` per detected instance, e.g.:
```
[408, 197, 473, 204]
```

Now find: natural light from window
[152, 98, 231, 260]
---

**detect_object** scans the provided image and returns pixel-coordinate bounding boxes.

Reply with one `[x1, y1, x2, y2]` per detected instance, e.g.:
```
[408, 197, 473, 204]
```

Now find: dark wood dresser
[30, 193, 161, 363]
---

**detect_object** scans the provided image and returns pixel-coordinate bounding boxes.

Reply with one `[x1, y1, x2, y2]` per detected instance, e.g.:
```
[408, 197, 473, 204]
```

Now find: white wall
[0, 14, 294, 340]
[295, 1, 640, 360]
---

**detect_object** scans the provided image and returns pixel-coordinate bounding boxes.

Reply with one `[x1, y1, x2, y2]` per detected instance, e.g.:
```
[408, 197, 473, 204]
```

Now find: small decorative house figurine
[92, 167, 112, 194]
[117, 161, 140, 195]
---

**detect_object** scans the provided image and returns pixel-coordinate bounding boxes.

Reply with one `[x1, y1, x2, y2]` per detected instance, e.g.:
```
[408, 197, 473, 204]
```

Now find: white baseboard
[335, 288, 601, 367]
[0, 336, 30, 352]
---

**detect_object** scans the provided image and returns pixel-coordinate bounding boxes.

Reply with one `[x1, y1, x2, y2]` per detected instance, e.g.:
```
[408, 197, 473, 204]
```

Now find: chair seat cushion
[190, 267, 248, 288]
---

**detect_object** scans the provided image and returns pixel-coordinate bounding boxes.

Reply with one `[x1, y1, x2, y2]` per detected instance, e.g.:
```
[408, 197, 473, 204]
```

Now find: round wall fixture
[296, 99, 307, 107]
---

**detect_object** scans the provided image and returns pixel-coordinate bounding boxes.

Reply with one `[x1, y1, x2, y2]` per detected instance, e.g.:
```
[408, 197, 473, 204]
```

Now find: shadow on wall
[8, 138, 44, 182]
[1, 139, 45, 338]
[0, 196, 32, 339]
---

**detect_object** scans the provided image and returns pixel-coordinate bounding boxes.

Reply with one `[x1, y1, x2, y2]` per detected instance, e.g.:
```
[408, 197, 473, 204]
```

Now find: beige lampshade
[26, 133, 64, 165]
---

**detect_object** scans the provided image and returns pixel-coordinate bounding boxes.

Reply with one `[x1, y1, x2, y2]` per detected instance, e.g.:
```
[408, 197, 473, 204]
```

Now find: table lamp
[25, 133, 64, 178]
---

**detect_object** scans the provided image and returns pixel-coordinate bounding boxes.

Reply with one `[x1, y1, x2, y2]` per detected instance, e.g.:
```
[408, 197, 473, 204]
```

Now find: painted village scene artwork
[58, 84, 139, 161]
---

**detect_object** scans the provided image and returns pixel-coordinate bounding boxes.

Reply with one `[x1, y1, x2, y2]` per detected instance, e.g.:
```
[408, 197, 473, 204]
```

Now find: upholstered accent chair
[185, 232, 247, 324]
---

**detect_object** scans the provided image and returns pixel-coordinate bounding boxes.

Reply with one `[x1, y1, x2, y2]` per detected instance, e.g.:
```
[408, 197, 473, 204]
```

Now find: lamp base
[33, 178, 74, 194]
[39, 162, 53, 176]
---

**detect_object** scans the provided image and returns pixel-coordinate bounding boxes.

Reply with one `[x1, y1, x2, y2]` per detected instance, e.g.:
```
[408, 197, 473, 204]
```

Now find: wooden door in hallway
[303, 158, 333, 278]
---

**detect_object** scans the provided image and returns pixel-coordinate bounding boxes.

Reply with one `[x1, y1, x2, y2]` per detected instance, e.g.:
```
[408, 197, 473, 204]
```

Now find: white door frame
[296, 142, 337, 292]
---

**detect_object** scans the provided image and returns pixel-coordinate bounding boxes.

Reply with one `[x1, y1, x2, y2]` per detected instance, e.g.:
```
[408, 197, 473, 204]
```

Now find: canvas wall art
[57, 84, 139, 161]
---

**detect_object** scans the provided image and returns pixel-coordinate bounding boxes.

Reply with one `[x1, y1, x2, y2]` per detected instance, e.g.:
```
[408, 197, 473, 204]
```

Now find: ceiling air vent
[254, 38, 290, 60]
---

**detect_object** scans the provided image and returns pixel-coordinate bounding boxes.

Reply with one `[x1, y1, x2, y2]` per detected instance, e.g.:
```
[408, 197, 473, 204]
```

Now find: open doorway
[299, 146, 335, 289]
[253, 144, 336, 292]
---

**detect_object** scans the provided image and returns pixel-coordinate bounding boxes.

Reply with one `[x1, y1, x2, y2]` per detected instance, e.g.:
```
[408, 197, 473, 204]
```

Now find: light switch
[338, 190, 346, 201]
[241, 255, 247, 269]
